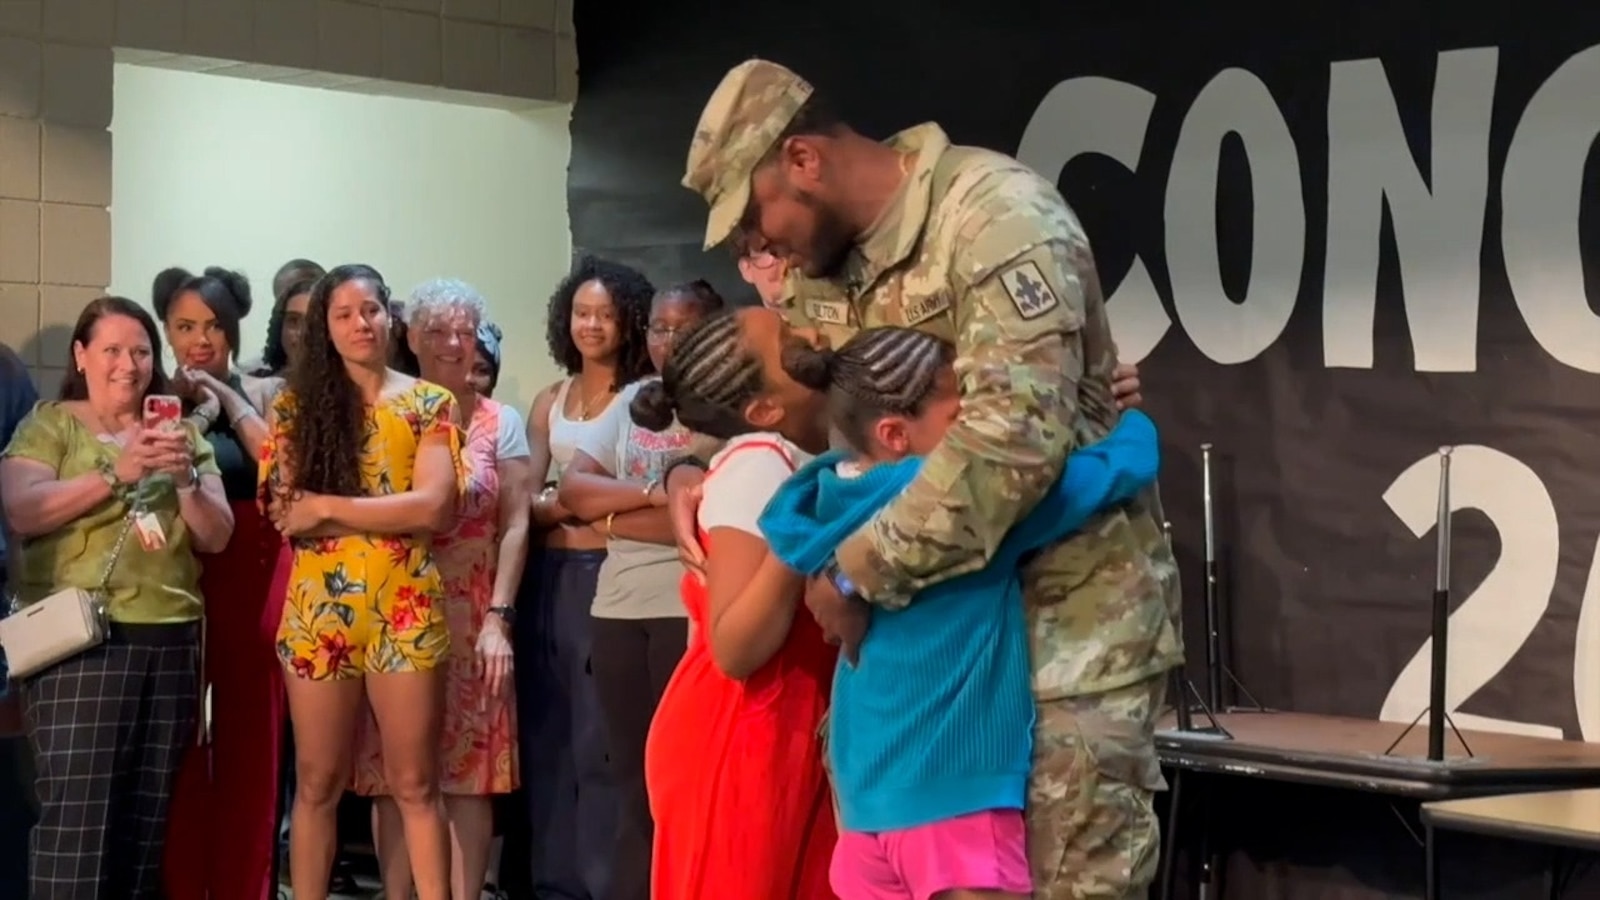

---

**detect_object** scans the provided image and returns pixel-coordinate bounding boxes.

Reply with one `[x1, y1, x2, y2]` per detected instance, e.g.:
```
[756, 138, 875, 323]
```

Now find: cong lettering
[1019, 44, 1600, 373]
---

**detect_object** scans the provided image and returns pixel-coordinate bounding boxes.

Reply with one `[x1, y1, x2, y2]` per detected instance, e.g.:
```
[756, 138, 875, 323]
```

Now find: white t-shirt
[699, 433, 813, 537]
[496, 403, 531, 460]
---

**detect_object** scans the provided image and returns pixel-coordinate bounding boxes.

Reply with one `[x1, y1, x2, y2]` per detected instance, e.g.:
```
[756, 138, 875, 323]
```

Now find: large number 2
[1378, 446, 1563, 740]
[1571, 537, 1600, 741]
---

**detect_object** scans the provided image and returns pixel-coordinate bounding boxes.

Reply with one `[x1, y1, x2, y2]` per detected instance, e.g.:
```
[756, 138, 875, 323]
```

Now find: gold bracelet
[605, 511, 617, 539]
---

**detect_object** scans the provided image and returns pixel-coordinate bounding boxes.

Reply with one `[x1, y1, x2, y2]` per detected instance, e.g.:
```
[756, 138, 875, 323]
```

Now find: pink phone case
[143, 394, 183, 432]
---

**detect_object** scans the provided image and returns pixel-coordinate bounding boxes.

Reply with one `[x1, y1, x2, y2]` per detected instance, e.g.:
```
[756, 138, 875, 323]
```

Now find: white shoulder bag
[0, 501, 139, 681]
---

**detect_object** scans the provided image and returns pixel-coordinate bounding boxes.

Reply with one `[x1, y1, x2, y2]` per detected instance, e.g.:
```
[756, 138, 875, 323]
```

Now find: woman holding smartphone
[0, 296, 233, 900]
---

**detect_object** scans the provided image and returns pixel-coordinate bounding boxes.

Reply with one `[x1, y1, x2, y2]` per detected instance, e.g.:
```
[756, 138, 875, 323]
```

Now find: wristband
[662, 456, 708, 484]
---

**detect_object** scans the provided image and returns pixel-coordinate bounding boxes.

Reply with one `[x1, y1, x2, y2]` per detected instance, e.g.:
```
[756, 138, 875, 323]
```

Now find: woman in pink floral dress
[353, 281, 533, 900]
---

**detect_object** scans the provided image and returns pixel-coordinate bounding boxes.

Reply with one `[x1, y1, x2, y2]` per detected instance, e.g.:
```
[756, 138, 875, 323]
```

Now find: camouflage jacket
[780, 123, 1183, 699]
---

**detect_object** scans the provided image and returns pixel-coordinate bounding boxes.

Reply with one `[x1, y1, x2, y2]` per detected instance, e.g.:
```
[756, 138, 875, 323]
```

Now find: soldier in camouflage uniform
[673, 59, 1182, 899]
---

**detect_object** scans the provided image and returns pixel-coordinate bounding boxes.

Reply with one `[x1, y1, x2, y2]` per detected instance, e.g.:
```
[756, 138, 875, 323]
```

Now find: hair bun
[205, 266, 254, 317]
[151, 267, 192, 315]
[782, 342, 835, 392]
[630, 380, 677, 432]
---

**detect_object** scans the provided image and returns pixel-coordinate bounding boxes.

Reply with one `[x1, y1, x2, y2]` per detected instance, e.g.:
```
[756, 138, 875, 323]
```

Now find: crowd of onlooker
[0, 248, 802, 900]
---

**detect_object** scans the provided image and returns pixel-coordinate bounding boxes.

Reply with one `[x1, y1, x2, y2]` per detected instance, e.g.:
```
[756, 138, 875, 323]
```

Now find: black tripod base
[1382, 705, 1475, 761]
[1170, 672, 1234, 741]
[1176, 720, 1233, 742]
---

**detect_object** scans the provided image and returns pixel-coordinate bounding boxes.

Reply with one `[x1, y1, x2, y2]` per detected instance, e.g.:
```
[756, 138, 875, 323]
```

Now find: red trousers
[164, 501, 290, 900]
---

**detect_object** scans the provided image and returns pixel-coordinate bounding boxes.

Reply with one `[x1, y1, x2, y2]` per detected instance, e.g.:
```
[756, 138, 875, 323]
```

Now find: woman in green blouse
[0, 296, 233, 900]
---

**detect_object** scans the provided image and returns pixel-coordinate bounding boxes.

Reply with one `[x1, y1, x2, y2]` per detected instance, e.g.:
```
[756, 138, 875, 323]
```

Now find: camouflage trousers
[1027, 674, 1168, 900]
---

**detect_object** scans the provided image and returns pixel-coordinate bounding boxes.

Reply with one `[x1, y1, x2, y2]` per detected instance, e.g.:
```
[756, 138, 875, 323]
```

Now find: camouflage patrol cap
[683, 59, 813, 250]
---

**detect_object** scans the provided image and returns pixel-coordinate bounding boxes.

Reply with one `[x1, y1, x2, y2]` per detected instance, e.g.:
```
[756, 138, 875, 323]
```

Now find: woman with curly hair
[555, 279, 725, 900]
[260, 264, 461, 900]
[516, 256, 654, 900]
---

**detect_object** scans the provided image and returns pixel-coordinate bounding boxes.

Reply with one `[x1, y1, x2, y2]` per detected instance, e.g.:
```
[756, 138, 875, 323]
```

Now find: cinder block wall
[0, 0, 575, 395]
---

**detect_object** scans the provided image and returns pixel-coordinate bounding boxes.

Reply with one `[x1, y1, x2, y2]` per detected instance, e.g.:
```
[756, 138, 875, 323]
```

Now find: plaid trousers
[22, 622, 199, 900]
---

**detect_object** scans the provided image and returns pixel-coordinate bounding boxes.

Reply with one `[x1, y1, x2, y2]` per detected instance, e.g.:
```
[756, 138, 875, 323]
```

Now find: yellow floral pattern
[259, 381, 461, 680]
[353, 398, 519, 795]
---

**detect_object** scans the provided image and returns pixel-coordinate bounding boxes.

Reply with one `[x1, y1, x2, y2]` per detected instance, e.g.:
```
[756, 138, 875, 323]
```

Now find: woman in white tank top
[514, 257, 657, 900]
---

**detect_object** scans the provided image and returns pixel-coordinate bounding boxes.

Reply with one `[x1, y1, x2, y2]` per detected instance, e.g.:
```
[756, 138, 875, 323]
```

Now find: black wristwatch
[821, 560, 862, 602]
[487, 605, 517, 627]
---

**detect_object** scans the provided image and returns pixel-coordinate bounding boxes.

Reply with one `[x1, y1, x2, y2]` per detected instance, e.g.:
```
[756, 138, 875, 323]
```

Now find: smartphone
[142, 394, 183, 433]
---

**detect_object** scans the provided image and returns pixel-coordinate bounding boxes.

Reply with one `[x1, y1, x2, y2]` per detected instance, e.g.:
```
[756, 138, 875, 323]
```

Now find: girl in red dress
[629, 308, 838, 900]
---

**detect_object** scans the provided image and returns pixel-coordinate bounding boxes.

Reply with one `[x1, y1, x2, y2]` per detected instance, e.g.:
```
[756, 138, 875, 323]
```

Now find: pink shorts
[829, 808, 1033, 900]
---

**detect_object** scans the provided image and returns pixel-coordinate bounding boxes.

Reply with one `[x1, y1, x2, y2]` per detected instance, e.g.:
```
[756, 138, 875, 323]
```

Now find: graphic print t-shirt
[579, 378, 695, 619]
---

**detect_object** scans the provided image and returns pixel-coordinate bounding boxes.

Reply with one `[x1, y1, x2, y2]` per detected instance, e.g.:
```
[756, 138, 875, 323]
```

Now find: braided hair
[784, 326, 956, 454]
[630, 310, 762, 439]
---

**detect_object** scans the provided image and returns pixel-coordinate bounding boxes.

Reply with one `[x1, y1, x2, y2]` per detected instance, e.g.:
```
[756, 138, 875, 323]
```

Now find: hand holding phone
[108, 424, 178, 486]
[142, 395, 183, 433]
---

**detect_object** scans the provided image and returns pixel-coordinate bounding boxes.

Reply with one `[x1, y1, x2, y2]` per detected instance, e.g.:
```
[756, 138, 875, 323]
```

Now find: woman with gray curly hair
[352, 278, 534, 900]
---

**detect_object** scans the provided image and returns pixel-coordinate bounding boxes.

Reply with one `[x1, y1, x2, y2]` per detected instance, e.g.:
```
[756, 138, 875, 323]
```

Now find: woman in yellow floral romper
[259, 264, 461, 900]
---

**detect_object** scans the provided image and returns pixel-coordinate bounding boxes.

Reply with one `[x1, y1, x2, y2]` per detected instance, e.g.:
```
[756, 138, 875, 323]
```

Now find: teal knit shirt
[759, 411, 1160, 832]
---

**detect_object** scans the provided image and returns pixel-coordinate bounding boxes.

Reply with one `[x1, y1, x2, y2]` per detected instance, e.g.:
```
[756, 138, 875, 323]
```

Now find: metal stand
[1170, 661, 1229, 738]
[1165, 515, 1231, 741]
[1384, 446, 1474, 761]
[1195, 443, 1267, 719]
[1160, 516, 1226, 900]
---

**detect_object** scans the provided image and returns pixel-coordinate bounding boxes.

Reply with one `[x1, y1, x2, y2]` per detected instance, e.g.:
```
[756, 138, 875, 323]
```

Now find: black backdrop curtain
[568, 3, 1600, 895]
